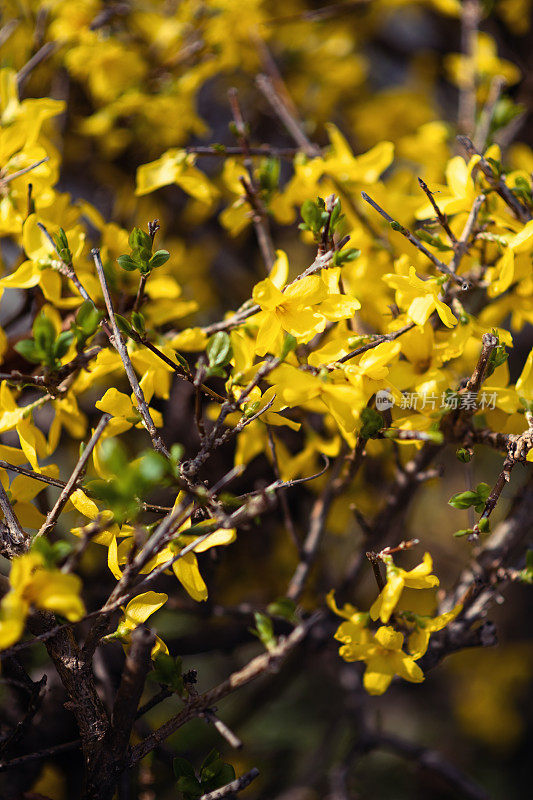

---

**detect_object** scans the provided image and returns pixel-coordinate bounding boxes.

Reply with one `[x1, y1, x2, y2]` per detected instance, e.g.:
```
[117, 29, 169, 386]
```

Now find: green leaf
[117, 254, 139, 272]
[99, 438, 129, 475]
[280, 332, 297, 361]
[14, 339, 41, 364]
[453, 528, 474, 538]
[131, 311, 146, 335]
[114, 314, 132, 337]
[206, 332, 232, 368]
[149, 249, 170, 269]
[137, 451, 168, 483]
[54, 331, 74, 360]
[258, 157, 280, 195]
[173, 351, 190, 371]
[170, 443, 184, 463]
[204, 365, 227, 379]
[476, 482, 491, 503]
[173, 757, 196, 781]
[456, 447, 473, 463]
[360, 407, 384, 439]
[129, 227, 152, 252]
[300, 199, 322, 233]
[267, 597, 297, 622]
[33, 312, 55, 356]
[332, 247, 361, 266]
[448, 490, 478, 510]
[477, 516, 490, 533]
[250, 611, 276, 650]
[76, 300, 103, 336]
[176, 776, 203, 799]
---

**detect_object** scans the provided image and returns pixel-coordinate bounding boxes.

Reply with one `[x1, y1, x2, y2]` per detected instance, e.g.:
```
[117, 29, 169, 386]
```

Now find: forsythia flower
[115, 591, 169, 659]
[384, 265, 457, 328]
[0, 551, 85, 650]
[328, 593, 424, 696]
[370, 552, 439, 624]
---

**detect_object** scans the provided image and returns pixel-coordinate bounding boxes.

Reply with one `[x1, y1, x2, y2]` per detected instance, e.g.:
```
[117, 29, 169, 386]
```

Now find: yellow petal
[124, 591, 168, 625]
[173, 551, 207, 601]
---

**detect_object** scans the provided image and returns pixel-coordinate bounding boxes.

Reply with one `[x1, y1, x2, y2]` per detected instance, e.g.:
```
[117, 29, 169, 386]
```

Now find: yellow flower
[95, 383, 163, 438]
[384, 265, 457, 328]
[108, 518, 236, 603]
[252, 273, 327, 355]
[359, 626, 424, 696]
[370, 552, 439, 624]
[445, 32, 521, 93]
[115, 591, 169, 659]
[0, 551, 85, 650]
[407, 603, 463, 659]
[136, 149, 219, 205]
[323, 123, 394, 187]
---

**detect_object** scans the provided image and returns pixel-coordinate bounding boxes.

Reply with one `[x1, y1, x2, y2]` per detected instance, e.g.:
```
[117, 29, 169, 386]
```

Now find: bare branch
[36, 412, 111, 539]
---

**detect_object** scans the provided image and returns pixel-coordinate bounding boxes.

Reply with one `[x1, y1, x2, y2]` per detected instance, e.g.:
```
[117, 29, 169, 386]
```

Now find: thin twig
[92, 248, 169, 457]
[361, 192, 466, 286]
[36, 412, 111, 539]
[457, 136, 532, 223]
[458, 0, 481, 138]
[417, 178, 457, 244]
[17, 41, 56, 88]
[198, 768, 260, 800]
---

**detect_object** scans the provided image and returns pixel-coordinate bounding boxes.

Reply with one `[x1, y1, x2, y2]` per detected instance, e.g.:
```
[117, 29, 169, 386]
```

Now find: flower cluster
[329, 552, 462, 695]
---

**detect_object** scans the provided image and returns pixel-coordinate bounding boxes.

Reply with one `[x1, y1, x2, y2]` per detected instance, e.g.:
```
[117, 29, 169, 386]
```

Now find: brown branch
[128, 613, 322, 765]
[198, 768, 260, 800]
[0, 481, 28, 558]
[417, 178, 457, 244]
[361, 192, 466, 286]
[16, 42, 56, 88]
[286, 445, 363, 601]
[458, 0, 482, 139]
[36, 412, 111, 539]
[108, 626, 155, 765]
[228, 88, 275, 271]
[334, 323, 415, 365]
[449, 194, 486, 275]
[457, 136, 532, 222]
[92, 248, 169, 457]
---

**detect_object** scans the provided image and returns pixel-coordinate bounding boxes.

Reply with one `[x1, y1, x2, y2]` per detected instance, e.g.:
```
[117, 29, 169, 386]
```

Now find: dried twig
[457, 136, 532, 222]
[36, 412, 111, 539]
[199, 768, 260, 800]
[92, 248, 169, 457]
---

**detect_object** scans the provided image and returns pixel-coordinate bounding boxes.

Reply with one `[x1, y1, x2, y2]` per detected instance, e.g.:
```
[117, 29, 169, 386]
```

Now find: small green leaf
[206, 331, 232, 368]
[280, 332, 297, 361]
[76, 300, 103, 336]
[360, 407, 384, 439]
[449, 490, 478, 510]
[117, 254, 139, 272]
[33, 312, 55, 355]
[115, 314, 132, 337]
[54, 331, 74, 360]
[173, 757, 196, 781]
[14, 339, 41, 364]
[250, 611, 276, 650]
[267, 597, 297, 622]
[477, 517, 490, 533]
[149, 249, 170, 269]
[131, 311, 146, 335]
[456, 447, 473, 463]
[453, 528, 474, 538]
